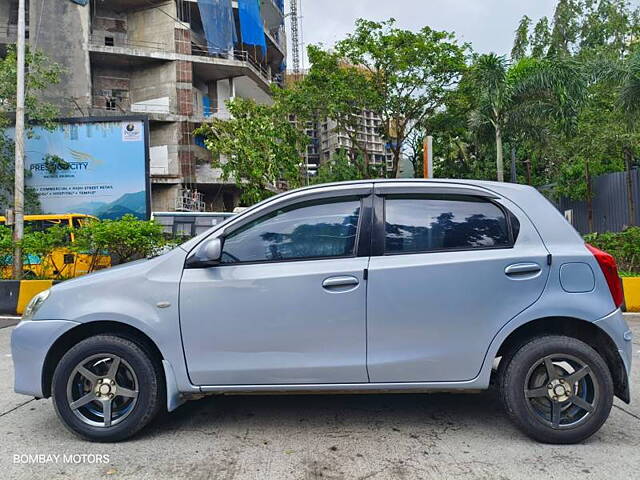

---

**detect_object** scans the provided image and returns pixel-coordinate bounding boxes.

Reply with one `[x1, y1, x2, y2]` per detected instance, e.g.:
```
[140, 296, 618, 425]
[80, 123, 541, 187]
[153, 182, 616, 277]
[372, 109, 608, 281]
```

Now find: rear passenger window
[384, 195, 512, 254]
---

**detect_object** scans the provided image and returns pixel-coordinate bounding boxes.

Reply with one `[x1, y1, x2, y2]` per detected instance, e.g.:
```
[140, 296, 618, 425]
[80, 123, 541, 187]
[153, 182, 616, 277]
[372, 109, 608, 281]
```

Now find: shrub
[585, 227, 640, 275]
[0, 225, 13, 273]
[21, 224, 71, 278]
[72, 214, 168, 266]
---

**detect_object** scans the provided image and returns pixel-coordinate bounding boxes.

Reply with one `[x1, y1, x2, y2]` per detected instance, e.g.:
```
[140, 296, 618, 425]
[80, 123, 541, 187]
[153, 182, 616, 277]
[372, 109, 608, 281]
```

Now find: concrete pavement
[0, 317, 638, 480]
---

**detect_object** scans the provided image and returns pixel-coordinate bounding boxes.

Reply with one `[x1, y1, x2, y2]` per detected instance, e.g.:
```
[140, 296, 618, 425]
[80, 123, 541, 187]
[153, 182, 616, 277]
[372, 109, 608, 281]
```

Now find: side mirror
[186, 238, 222, 268]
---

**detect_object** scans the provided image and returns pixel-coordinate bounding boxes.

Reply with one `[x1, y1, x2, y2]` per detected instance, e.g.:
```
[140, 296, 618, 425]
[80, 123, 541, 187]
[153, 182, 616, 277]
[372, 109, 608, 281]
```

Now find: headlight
[22, 289, 51, 320]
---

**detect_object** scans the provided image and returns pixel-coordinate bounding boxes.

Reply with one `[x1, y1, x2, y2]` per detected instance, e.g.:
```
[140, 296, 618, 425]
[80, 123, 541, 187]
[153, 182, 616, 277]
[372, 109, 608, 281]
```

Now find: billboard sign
[15, 117, 150, 219]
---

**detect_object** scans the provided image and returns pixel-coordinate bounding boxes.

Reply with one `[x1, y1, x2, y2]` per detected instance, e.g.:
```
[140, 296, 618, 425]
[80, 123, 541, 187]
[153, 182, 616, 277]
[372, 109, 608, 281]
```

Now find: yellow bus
[0, 214, 111, 279]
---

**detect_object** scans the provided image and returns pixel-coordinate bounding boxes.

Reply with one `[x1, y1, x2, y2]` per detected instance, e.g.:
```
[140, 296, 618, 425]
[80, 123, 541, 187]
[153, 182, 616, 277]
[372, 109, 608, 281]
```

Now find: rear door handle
[322, 276, 359, 289]
[505, 263, 542, 276]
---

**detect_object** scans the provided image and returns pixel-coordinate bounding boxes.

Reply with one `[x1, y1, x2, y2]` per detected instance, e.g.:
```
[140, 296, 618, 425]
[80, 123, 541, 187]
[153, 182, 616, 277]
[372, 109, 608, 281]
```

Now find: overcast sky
[286, 0, 636, 68]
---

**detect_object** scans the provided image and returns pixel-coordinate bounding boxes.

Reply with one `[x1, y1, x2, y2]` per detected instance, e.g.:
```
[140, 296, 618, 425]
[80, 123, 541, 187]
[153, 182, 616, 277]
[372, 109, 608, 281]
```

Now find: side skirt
[196, 379, 489, 396]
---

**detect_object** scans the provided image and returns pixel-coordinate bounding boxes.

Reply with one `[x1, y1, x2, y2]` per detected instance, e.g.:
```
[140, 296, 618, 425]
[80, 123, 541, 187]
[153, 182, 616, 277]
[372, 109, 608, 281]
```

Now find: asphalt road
[1, 317, 639, 480]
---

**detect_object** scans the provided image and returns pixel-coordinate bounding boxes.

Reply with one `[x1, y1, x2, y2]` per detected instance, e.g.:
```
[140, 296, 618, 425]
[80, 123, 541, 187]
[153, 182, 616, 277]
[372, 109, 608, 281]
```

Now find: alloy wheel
[66, 353, 139, 428]
[524, 353, 598, 430]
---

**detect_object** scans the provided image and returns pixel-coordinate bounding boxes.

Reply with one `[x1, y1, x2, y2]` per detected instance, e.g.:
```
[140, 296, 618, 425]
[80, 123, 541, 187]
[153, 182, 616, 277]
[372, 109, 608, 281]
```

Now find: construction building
[0, 0, 286, 212]
[318, 113, 393, 176]
[285, 73, 393, 179]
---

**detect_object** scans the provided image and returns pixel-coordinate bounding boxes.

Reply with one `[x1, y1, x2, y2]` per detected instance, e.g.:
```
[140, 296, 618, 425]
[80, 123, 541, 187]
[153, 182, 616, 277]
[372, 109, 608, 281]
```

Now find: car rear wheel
[498, 335, 613, 444]
[51, 335, 163, 442]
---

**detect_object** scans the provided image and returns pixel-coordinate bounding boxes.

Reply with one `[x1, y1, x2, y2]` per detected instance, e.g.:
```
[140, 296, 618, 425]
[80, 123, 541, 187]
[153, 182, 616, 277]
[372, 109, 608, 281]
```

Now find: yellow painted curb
[17, 280, 53, 315]
[622, 277, 640, 313]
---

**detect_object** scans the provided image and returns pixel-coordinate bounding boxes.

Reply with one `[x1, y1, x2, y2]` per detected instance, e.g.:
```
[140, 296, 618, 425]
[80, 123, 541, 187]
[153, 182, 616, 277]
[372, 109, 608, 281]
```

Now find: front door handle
[322, 276, 359, 289]
[505, 263, 542, 276]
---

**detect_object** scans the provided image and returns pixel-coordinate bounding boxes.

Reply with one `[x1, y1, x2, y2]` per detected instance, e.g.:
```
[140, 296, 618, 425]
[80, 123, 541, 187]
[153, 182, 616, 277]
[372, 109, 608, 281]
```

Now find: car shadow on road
[142, 389, 517, 441]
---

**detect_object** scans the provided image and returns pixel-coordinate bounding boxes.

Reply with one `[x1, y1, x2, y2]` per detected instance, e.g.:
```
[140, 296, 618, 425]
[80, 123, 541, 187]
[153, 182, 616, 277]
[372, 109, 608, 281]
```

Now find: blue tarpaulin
[69, 0, 89, 5]
[238, 0, 267, 55]
[275, 0, 285, 13]
[202, 96, 213, 117]
[197, 0, 236, 54]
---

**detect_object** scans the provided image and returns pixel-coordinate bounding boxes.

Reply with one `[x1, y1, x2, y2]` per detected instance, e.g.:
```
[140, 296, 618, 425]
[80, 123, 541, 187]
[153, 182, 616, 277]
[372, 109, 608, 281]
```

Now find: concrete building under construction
[0, 0, 286, 212]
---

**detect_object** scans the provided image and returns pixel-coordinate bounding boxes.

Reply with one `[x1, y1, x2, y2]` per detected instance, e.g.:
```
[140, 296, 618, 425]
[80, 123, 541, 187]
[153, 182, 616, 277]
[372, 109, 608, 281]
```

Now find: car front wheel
[51, 334, 163, 442]
[499, 335, 614, 444]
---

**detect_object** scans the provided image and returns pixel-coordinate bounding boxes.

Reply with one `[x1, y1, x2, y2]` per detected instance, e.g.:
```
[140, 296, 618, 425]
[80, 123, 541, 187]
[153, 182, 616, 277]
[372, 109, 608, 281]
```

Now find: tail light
[585, 243, 624, 308]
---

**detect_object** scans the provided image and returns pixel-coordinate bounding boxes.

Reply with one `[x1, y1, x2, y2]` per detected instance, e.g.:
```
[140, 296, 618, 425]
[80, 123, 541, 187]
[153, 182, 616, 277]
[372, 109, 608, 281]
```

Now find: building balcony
[88, 35, 274, 94]
[91, 90, 230, 123]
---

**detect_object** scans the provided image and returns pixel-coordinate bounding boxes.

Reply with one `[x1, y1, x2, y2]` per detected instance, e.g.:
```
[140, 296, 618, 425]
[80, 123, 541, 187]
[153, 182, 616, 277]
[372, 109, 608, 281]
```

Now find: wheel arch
[41, 320, 165, 399]
[495, 316, 629, 403]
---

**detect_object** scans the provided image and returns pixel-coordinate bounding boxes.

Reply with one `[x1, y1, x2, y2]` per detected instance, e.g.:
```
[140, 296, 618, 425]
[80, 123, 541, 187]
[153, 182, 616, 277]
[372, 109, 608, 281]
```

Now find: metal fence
[553, 168, 640, 234]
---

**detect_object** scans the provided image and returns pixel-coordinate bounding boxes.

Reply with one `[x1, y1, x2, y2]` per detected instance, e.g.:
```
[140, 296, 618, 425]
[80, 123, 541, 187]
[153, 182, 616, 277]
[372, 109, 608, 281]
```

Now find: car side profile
[11, 180, 633, 443]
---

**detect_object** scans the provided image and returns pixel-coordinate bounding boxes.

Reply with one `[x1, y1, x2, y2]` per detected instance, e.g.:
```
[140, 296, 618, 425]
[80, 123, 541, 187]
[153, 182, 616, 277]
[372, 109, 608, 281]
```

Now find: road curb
[0, 280, 55, 315]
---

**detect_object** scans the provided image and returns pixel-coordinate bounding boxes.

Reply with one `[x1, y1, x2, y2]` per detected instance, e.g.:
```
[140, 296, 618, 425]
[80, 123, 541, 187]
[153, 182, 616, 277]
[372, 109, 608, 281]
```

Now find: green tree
[548, 0, 583, 57]
[328, 18, 468, 178]
[512, 16, 532, 61]
[195, 98, 308, 205]
[531, 17, 552, 58]
[551, 83, 632, 231]
[312, 149, 367, 184]
[281, 47, 379, 176]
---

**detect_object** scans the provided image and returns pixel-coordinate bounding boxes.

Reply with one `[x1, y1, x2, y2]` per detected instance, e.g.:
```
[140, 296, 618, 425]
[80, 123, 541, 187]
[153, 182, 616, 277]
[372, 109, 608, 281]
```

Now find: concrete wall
[127, 2, 177, 51]
[29, 0, 92, 115]
[149, 122, 181, 177]
[91, 4, 127, 46]
[235, 76, 273, 105]
[92, 65, 131, 111]
[0, 0, 15, 29]
[130, 62, 176, 114]
[151, 183, 181, 212]
[216, 78, 235, 119]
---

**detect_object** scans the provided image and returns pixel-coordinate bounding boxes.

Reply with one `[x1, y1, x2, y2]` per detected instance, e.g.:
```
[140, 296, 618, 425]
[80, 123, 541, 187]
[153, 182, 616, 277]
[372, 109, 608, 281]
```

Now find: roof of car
[286, 178, 536, 196]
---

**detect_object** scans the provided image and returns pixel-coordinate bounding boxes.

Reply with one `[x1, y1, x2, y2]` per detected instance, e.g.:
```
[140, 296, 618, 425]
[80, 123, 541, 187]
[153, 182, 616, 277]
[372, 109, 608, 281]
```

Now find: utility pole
[423, 136, 433, 179]
[12, 0, 26, 280]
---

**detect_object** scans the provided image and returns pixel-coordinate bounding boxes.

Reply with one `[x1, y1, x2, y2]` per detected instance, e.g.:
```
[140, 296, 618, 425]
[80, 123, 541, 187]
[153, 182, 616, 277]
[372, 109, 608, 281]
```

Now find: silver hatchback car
[12, 180, 633, 443]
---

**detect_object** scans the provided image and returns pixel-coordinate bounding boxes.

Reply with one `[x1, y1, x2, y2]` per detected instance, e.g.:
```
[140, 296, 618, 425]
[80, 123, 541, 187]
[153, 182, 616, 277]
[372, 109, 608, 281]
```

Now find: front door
[180, 192, 371, 386]
[367, 187, 550, 382]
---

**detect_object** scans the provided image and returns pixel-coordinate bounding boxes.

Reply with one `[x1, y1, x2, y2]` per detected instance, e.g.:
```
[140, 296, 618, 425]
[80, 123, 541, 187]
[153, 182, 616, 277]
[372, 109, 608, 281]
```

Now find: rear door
[366, 184, 550, 382]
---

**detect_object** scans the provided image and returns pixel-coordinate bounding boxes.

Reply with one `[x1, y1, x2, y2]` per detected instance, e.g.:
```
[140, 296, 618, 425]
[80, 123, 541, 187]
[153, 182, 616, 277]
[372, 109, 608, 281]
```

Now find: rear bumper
[594, 309, 633, 403]
[11, 319, 79, 397]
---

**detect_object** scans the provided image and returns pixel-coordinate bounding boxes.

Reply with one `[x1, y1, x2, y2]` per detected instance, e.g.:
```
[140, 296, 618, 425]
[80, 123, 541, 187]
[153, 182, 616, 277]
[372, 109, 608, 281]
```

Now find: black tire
[498, 335, 613, 444]
[51, 335, 164, 442]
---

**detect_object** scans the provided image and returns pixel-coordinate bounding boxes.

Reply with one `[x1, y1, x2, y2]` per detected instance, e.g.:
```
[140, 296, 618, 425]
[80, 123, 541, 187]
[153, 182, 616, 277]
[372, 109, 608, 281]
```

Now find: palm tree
[618, 51, 640, 115]
[469, 54, 584, 182]
[596, 50, 640, 225]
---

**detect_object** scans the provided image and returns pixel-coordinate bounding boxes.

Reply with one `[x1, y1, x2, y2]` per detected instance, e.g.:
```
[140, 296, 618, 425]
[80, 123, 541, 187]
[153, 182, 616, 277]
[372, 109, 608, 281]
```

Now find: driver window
[221, 198, 361, 264]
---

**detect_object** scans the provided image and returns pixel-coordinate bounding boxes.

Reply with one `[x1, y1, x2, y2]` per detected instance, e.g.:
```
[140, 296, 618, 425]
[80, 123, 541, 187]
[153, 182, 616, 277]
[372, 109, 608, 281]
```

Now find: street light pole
[12, 0, 26, 280]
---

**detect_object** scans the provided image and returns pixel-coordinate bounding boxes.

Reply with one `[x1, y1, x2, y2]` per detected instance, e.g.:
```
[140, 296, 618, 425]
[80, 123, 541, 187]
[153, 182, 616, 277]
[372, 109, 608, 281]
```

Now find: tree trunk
[510, 147, 517, 183]
[525, 158, 532, 186]
[391, 145, 401, 179]
[495, 126, 504, 182]
[624, 146, 636, 227]
[390, 123, 405, 179]
[585, 160, 594, 233]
